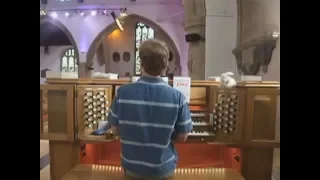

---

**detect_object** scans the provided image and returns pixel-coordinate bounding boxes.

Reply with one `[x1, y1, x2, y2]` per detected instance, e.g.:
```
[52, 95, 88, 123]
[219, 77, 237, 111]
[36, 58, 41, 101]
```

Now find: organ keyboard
[188, 130, 215, 137]
[190, 113, 206, 117]
[187, 96, 215, 142]
[192, 120, 208, 126]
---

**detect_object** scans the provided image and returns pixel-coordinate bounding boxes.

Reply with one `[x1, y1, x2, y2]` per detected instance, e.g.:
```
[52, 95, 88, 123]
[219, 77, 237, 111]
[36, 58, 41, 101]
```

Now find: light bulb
[50, 12, 58, 18]
[91, 10, 97, 16]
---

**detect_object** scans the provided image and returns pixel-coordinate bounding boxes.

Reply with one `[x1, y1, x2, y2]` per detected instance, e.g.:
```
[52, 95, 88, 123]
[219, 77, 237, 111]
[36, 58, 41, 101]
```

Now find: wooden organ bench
[40, 79, 279, 180]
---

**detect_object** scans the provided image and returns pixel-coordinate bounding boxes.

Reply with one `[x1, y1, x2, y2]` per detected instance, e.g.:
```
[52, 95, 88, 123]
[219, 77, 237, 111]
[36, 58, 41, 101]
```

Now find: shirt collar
[138, 76, 165, 84]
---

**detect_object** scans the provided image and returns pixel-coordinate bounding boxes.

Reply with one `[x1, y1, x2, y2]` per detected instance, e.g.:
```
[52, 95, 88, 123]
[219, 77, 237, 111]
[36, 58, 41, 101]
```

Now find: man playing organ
[106, 39, 193, 179]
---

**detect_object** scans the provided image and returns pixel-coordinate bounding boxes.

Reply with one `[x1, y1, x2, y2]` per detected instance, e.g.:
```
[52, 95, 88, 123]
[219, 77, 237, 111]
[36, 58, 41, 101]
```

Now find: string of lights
[40, 8, 127, 18]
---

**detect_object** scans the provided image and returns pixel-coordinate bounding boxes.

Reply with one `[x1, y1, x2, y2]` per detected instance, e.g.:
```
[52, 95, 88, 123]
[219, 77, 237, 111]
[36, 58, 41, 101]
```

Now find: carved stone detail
[188, 41, 205, 79]
[232, 35, 278, 75]
[234, 0, 279, 75]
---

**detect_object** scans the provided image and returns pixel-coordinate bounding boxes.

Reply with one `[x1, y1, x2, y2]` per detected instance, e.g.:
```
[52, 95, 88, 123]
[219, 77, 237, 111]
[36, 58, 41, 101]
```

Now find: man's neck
[141, 72, 161, 78]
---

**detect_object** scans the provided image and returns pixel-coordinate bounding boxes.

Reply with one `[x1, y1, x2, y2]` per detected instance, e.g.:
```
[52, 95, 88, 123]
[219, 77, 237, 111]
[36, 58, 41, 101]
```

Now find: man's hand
[107, 125, 119, 135]
[105, 125, 119, 140]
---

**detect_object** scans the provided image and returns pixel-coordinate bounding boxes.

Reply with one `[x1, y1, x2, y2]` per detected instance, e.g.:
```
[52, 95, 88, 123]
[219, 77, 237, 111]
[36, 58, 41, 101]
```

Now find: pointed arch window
[61, 48, 78, 73]
[134, 22, 155, 75]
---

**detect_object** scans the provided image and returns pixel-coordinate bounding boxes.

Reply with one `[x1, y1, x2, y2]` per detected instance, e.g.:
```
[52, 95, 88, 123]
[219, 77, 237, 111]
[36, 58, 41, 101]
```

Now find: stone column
[183, 0, 206, 80]
[77, 52, 88, 78]
[78, 62, 87, 78]
[104, 39, 111, 73]
[233, 0, 280, 75]
[204, 0, 238, 79]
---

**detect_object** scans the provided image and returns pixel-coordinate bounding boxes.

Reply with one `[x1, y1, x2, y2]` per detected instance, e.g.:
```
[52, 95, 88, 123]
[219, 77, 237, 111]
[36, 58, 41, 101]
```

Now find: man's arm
[173, 96, 193, 142]
[107, 93, 120, 135]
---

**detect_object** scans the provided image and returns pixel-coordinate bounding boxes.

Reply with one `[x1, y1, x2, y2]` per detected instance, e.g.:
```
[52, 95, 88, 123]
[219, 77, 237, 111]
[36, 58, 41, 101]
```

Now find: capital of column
[183, 0, 206, 31]
[184, 16, 205, 32]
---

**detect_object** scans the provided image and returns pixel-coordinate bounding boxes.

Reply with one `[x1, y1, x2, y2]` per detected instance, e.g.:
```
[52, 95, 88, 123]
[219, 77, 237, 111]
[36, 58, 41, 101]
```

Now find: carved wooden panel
[40, 84, 75, 141]
[190, 87, 206, 105]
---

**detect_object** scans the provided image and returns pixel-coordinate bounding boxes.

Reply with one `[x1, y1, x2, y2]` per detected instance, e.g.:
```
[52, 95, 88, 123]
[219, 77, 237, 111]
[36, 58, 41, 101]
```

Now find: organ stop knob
[212, 92, 239, 136]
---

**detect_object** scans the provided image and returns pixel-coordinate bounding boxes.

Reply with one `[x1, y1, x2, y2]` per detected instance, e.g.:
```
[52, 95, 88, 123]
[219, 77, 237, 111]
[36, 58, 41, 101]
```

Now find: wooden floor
[40, 141, 280, 180]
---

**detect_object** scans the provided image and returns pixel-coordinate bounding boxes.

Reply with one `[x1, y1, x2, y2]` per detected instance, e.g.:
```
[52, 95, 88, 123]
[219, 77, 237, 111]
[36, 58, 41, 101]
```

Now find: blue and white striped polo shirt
[108, 76, 192, 177]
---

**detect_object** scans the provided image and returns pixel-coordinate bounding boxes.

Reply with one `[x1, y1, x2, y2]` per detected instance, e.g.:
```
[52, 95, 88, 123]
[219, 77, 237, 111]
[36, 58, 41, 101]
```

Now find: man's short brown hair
[139, 39, 169, 76]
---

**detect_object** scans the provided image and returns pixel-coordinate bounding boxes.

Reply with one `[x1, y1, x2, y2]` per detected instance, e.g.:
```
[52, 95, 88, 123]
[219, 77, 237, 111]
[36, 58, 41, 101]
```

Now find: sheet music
[173, 76, 191, 103]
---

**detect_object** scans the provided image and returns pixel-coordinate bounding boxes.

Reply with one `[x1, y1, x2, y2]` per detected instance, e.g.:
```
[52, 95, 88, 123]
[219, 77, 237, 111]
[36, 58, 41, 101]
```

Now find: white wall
[205, 0, 238, 79]
[40, 46, 73, 84]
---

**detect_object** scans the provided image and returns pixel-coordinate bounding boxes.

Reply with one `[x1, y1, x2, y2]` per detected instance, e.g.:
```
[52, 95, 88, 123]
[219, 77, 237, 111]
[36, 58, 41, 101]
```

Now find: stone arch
[86, 14, 181, 74]
[40, 16, 80, 69]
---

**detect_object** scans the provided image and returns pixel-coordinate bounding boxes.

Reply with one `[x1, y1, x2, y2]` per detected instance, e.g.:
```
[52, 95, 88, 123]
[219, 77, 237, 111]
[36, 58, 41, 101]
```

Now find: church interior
[40, 0, 280, 180]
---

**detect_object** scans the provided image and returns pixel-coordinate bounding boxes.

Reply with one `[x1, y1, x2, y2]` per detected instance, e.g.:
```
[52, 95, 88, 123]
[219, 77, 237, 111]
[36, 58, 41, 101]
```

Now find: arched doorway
[40, 16, 80, 77]
[86, 14, 181, 77]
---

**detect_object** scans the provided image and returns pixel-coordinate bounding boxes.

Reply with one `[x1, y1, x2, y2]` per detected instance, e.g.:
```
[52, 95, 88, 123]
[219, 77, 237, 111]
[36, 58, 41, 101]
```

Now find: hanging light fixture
[111, 11, 124, 31]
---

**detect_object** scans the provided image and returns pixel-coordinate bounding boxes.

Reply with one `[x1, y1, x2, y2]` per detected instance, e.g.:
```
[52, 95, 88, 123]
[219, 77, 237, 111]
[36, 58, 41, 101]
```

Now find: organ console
[40, 78, 280, 180]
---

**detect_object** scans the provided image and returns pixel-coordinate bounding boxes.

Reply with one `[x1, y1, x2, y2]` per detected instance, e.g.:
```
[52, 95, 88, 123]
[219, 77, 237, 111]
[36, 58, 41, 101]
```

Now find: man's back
[108, 76, 192, 177]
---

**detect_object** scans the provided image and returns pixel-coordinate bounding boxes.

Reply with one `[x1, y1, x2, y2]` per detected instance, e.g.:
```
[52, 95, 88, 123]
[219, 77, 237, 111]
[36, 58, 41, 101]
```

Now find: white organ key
[188, 130, 211, 136]
[192, 121, 208, 126]
[190, 113, 206, 117]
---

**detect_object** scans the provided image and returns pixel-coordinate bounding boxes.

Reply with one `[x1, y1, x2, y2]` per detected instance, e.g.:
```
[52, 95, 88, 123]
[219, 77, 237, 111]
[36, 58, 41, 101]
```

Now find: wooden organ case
[40, 79, 279, 180]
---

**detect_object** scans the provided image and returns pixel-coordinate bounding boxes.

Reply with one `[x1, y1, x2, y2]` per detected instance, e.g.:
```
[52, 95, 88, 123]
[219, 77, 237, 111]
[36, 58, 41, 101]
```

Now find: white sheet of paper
[98, 120, 109, 129]
[173, 76, 191, 103]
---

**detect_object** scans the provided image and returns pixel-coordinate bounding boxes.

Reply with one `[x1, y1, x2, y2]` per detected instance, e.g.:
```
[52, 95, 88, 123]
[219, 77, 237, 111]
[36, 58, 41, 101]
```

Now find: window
[134, 22, 155, 75]
[61, 48, 78, 73]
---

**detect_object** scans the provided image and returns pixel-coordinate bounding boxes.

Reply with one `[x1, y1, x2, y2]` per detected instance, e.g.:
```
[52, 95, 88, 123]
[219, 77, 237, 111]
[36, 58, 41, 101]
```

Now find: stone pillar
[183, 0, 206, 80]
[77, 52, 89, 78]
[78, 62, 87, 78]
[204, 0, 238, 79]
[104, 40, 111, 73]
[233, 0, 280, 75]
[96, 43, 105, 67]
